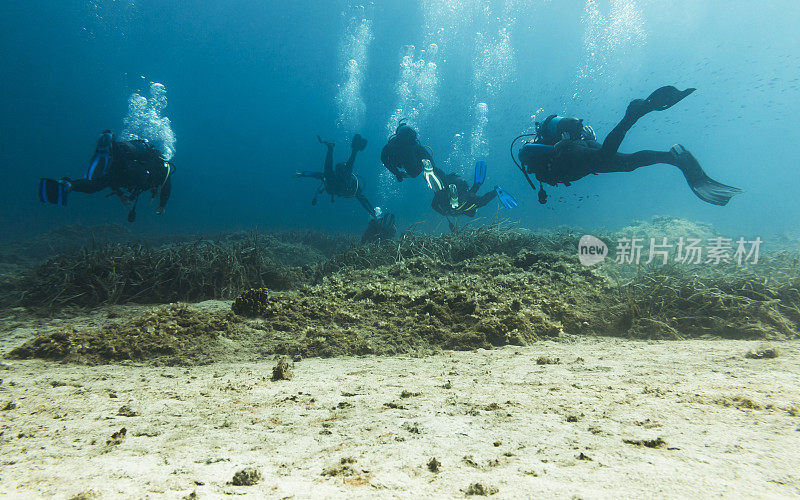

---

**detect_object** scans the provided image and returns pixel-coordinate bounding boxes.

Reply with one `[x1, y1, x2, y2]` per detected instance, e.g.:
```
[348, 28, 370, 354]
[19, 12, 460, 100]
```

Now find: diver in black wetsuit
[362, 212, 397, 243]
[39, 130, 174, 222]
[431, 161, 518, 233]
[431, 173, 498, 218]
[514, 86, 743, 206]
[295, 134, 377, 217]
[380, 121, 446, 192]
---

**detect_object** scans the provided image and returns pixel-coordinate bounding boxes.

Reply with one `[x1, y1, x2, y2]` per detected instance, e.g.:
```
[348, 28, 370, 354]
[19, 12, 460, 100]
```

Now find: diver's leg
[474, 189, 498, 208]
[600, 104, 643, 158]
[602, 87, 696, 158]
[68, 178, 105, 194]
[355, 189, 375, 217]
[343, 148, 359, 177]
[323, 144, 334, 178]
[595, 151, 677, 174]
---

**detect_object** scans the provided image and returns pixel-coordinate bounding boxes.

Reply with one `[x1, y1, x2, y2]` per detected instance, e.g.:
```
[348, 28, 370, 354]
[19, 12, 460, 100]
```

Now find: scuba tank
[536, 115, 586, 145]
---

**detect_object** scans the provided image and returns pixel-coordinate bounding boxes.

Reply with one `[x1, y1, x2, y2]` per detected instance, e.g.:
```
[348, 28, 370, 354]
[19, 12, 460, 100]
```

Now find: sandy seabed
[1, 338, 799, 499]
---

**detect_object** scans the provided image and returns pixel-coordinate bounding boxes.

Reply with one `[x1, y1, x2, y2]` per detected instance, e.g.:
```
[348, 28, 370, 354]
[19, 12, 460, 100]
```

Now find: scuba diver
[362, 210, 397, 243]
[533, 114, 596, 146]
[512, 86, 743, 206]
[39, 130, 174, 222]
[380, 120, 446, 192]
[431, 160, 519, 219]
[295, 134, 378, 217]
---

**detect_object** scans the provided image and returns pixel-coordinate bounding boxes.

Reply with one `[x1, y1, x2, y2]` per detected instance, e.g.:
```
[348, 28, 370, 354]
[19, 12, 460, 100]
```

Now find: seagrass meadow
[1, 217, 798, 365]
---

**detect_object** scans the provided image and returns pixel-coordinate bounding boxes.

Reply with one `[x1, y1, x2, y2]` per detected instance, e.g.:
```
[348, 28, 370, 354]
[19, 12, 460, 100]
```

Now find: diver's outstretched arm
[355, 190, 376, 218]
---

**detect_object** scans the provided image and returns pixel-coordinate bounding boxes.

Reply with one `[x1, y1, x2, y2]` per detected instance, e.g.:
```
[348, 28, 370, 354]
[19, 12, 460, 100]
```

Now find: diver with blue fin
[512, 86, 742, 206]
[295, 133, 380, 218]
[380, 120, 446, 192]
[39, 130, 174, 222]
[431, 160, 518, 224]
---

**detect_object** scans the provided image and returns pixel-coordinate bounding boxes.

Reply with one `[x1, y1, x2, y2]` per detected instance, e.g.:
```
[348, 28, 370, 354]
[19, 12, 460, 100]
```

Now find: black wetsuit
[519, 86, 741, 206]
[537, 105, 680, 186]
[70, 139, 172, 210]
[380, 125, 445, 182]
[431, 173, 496, 217]
[362, 214, 397, 243]
[297, 138, 374, 217]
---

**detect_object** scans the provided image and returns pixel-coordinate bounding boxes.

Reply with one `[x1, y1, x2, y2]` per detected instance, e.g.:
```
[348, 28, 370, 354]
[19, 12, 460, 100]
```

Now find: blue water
[1, 1, 798, 240]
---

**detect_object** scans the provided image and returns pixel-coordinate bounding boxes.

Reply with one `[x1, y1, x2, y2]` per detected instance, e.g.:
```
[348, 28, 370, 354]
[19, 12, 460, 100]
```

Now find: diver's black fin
[671, 145, 742, 206]
[645, 86, 696, 112]
[352, 134, 368, 152]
